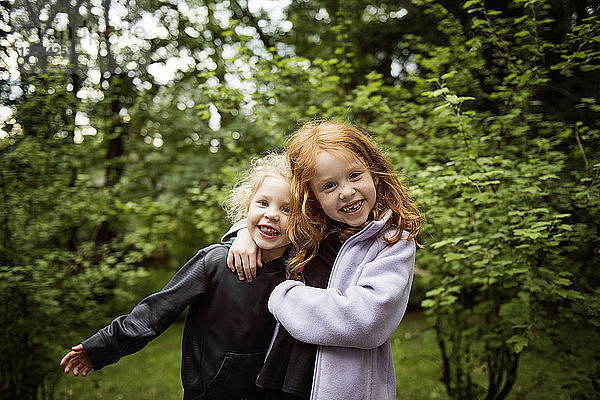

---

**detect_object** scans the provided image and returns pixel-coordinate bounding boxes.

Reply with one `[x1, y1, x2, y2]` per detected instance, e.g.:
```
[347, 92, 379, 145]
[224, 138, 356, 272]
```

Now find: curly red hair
[285, 120, 422, 276]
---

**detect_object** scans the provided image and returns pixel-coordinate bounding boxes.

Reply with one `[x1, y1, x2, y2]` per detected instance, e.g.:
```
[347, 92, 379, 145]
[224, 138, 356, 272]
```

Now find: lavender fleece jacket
[223, 211, 415, 400]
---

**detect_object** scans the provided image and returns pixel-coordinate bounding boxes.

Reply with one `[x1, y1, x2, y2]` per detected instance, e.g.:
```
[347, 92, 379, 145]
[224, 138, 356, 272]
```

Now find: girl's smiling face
[246, 175, 291, 261]
[309, 150, 377, 227]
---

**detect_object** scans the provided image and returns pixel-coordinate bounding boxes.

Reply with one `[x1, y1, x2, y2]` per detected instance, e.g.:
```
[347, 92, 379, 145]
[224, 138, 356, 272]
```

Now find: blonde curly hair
[223, 153, 291, 223]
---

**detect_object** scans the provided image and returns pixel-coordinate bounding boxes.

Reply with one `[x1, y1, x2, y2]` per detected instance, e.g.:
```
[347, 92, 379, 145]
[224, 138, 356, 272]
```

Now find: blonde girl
[62, 154, 292, 400]
[226, 120, 421, 400]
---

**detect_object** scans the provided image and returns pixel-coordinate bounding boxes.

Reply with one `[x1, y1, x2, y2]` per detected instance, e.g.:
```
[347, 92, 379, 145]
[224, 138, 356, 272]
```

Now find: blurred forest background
[1, 0, 599, 399]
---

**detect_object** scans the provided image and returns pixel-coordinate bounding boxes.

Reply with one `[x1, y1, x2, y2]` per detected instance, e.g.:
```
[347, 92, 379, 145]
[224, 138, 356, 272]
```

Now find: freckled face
[246, 175, 292, 262]
[309, 151, 377, 227]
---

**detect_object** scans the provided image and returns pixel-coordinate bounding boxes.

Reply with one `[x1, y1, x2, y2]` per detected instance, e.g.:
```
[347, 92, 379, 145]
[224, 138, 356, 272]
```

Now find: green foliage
[0, 73, 146, 399]
[2, 1, 599, 400]
[401, 1, 600, 398]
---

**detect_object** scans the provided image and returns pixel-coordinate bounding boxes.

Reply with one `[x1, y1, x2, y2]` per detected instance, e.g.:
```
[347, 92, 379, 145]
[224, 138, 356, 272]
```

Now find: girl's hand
[60, 344, 93, 377]
[227, 228, 262, 282]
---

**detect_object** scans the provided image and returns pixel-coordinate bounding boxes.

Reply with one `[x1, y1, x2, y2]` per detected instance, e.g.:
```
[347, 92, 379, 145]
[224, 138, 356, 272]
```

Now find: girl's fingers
[249, 255, 257, 278]
[232, 249, 263, 282]
[72, 362, 82, 376]
[257, 248, 263, 269]
[61, 347, 92, 376]
[62, 359, 72, 373]
[242, 254, 253, 282]
[235, 253, 244, 280]
[227, 250, 235, 272]
[60, 352, 73, 367]
[61, 351, 80, 369]
[244, 255, 255, 282]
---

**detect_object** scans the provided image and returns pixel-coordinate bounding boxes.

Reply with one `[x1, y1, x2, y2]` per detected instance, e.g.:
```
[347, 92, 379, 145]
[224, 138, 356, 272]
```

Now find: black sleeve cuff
[82, 331, 119, 370]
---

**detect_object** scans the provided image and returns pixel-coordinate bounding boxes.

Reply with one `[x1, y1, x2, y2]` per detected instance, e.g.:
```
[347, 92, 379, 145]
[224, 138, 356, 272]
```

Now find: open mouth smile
[258, 225, 281, 239]
[340, 200, 364, 215]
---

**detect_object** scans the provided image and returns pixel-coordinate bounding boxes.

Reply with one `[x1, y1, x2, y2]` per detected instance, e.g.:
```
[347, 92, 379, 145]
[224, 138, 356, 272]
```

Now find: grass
[54, 312, 591, 399]
[54, 313, 447, 400]
[392, 313, 449, 399]
[392, 313, 595, 400]
[55, 323, 184, 400]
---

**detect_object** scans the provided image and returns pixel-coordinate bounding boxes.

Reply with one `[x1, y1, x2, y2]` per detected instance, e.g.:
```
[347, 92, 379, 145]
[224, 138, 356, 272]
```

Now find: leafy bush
[2, 1, 598, 400]
[403, 1, 600, 398]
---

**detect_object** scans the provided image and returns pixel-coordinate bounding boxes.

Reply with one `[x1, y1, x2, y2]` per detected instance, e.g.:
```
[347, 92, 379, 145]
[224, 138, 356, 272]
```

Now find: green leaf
[463, 0, 481, 9]
[446, 94, 460, 104]
[421, 299, 436, 308]
[507, 335, 529, 353]
[441, 71, 457, 80]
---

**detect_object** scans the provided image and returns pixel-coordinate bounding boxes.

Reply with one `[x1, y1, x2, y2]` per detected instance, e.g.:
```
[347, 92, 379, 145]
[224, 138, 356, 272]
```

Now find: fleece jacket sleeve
[268, 238, 415, 350]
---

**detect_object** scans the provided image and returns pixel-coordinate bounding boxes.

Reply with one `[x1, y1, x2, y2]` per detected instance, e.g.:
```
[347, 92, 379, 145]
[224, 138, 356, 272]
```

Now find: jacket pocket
[207, 352, 265, 400]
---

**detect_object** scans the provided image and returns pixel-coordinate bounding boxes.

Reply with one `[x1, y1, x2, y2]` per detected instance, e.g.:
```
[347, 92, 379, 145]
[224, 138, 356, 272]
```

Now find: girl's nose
[264, 209, 279, 220]
[339, 186, 356, 199]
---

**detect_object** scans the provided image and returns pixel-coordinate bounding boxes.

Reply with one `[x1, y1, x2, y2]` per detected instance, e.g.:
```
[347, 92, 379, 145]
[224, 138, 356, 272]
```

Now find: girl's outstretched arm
[268, 237, 415, 350]
[73, 247, 211, 371]
[60, 344, 93, 377]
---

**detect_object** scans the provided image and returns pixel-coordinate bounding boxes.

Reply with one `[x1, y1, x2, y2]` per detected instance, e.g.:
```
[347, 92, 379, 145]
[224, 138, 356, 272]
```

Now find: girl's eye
[349, 171, 361, 180]
[323, 182, 336, 191]
[281, 206, 290, 214]
[258, 200, 269, 207]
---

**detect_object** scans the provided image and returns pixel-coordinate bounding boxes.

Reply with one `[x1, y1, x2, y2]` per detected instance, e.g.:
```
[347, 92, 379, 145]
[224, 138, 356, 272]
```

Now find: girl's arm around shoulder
[268, 236, 415, 350]
[220, 219, 263, 281]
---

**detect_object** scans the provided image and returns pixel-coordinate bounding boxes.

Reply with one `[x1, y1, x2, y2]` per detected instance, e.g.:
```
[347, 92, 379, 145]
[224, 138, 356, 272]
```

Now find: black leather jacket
[83, 244, 286, 399]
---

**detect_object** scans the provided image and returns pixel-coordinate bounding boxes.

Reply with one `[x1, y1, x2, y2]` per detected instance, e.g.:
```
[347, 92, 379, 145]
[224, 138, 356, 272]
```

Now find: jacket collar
[349, 210, 394, 243]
